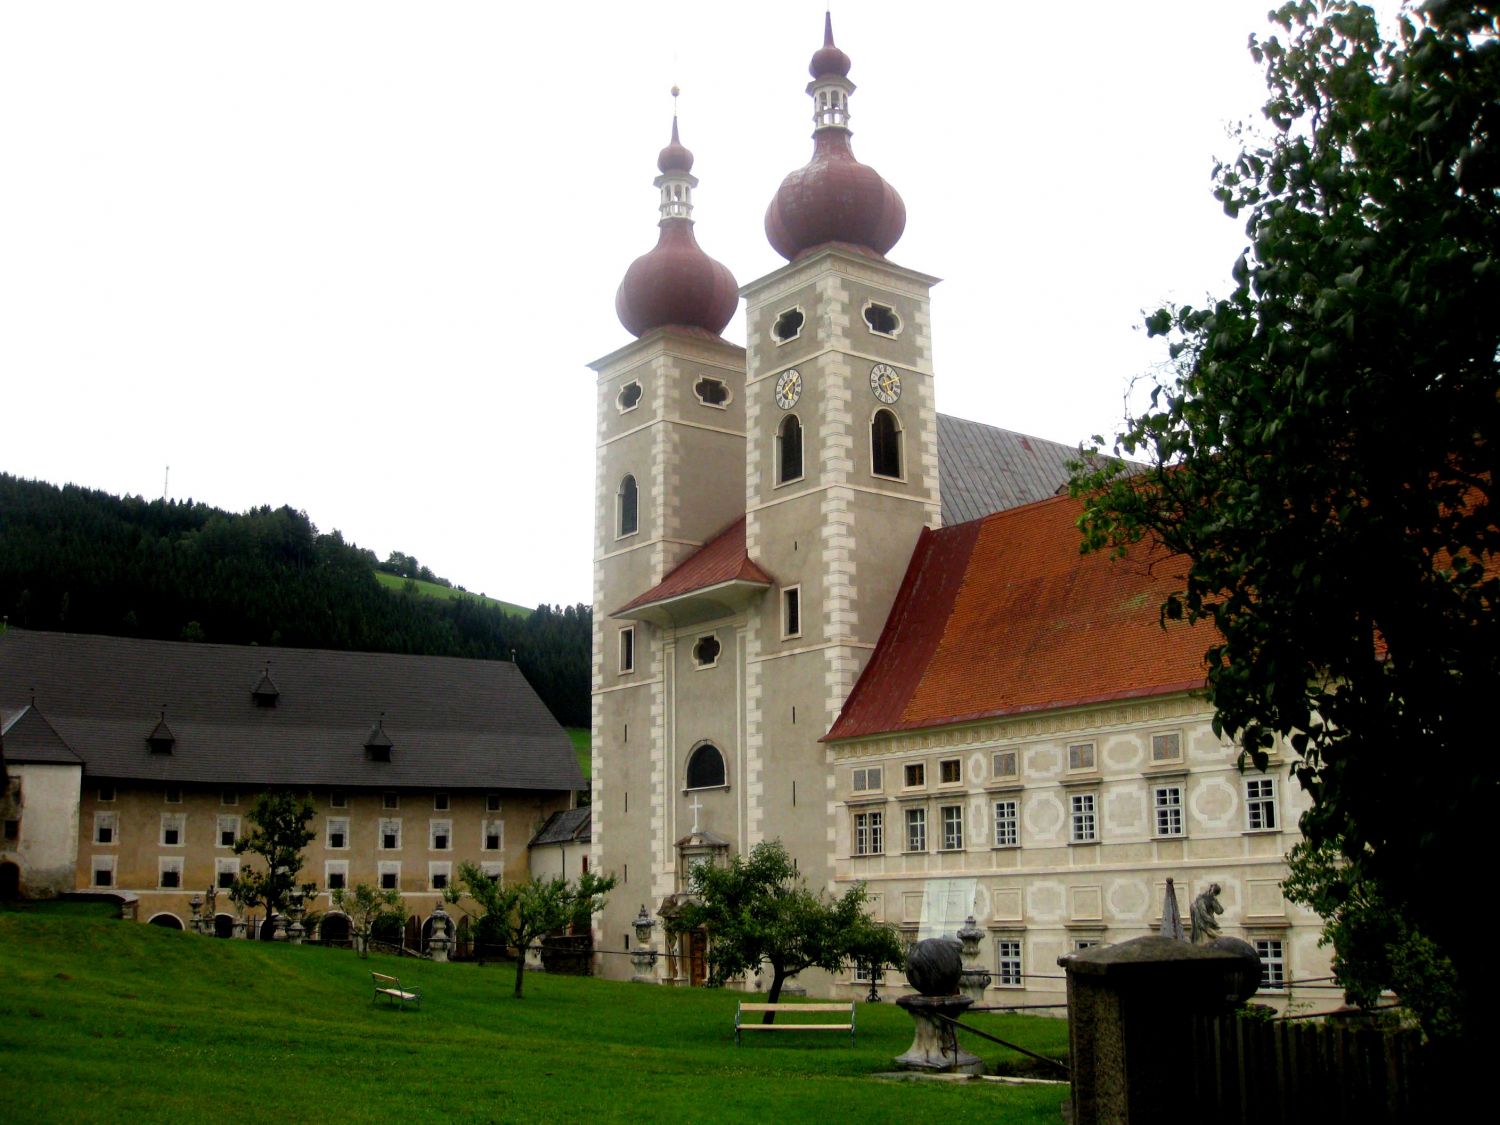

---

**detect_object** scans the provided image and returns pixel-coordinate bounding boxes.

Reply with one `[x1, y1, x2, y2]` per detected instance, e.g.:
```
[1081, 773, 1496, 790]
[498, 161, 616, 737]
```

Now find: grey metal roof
[936, 413, 1081, 525]
[0, 705, 84, 765]
[0, 629, 584, 793]
[529, 806, 591, 847]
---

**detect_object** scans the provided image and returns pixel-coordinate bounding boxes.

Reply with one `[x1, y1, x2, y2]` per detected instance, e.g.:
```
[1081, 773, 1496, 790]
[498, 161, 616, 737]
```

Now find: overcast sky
[0, 1, 1402, 608]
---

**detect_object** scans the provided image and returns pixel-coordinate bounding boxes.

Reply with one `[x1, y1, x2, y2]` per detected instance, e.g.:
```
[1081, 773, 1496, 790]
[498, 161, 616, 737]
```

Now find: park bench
[371, 971, 421, 1010]
[735, 1001, 855, 1046]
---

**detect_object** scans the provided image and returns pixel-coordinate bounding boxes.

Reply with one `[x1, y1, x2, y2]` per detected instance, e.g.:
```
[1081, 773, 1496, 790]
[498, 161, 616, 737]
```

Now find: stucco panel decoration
[903, 892, 925, 923]
[1025, 881, 1065, 922]
[1196, 877, 1239, 917]
[1104, 788, 1143, 834]
[968, 797, 988, 846]
[1187, 726, 1230, 763]
[1106, 877, 1151, 921]
[991, 886, 1023, 921]
[1246, 879, 1286, 919]
[1103, 734, 1143, 771]
[1190, 777, 1238, 828]
[1023, 792, 1064, 841]
[967, 750, 987, 782]
[1070, 885, 1103, 921]
[1026, 746, 1060, 779]
[971, 883, 991, 922]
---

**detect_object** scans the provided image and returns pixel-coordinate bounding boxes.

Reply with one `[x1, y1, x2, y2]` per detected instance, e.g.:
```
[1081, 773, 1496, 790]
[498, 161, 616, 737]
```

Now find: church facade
[590, 17, 1326, 1006]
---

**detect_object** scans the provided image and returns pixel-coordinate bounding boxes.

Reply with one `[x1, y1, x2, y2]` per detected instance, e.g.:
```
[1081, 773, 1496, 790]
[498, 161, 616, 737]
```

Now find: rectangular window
[904, 762, 925, 788]
[3, 819, 17, 842]
[378, 862, 400, 891]
[782, 587, 801, 639]
[1246, 778, 1278, 831]
[429, 862, 451, 891]
[618, 627, 635, 673]
[382, 793, 399, 811]
[434, 793, 450, 811]
[159, 858, 183, 889]
[1067, 742, 1096, 771]
[161, 813, 185, 847]
[853, 810, 883, 856]
[94, 812, 117, 845]
[1153, 785, 1184, 837]
[483, 820, 503, 851]
[941, 805, 964, 851]
[1070, 793, 1098, 843]
[327, 817, 349, 850]
[852, 766, 882, 793]
[996, 939, 1023, 987]
[216, 858, 238, 889]
[852, 960, 886, 984]
[1074, 939, 1100, 952]
[481, 861, 503, 883]
[380, 819, 401, 850]
[1255, 939, 1286, 990]
[98, 785, 116, 802]
[164, 786, 183, 804]
[991, 749, 1018, 779]
[993, 799, 1018, 848]
[905, 807, 927, 852]
[92, 856, 115, 887]
[217, 815, 239, 848]
[330, 790, 348, 809]
[486, 794, 501, 812]
[221, 789, 238, 806]
[939, 758, 962, 784]
[1151, 732, 1182, 762]
[325, 860, 347, 891]
[430, 820, 452, 851]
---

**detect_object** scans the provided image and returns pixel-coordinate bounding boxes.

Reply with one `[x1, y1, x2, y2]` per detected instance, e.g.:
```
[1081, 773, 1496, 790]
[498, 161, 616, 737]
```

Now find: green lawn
[374, 570, 531, 617]
[1, 904, 1069, 1123]
[567, 727, 590, 779]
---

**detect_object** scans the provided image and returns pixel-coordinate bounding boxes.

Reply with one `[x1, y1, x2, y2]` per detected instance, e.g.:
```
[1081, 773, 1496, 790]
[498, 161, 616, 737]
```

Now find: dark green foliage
[0, 474, 591, 726]
[1072, 2, 1497, 1040]
[229, 792, 318, 922]
[665, 840, 904, 1020]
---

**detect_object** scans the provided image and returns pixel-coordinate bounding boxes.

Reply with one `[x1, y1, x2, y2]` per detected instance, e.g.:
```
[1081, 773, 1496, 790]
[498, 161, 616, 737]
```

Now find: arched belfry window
[872, 410, 902, 479]
[618, 475, 638, 537]
[778, 415, 803, 485]
[686, 743, 727, 790]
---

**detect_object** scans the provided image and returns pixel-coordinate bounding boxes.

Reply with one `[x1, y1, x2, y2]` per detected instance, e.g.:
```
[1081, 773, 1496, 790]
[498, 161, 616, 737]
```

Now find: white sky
[0, 1, 1402, 608]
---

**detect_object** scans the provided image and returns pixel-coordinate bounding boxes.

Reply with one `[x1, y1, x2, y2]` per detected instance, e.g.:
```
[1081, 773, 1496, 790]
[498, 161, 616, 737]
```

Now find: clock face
[775, 368, 803, 410]
[870, 363, 902, 404]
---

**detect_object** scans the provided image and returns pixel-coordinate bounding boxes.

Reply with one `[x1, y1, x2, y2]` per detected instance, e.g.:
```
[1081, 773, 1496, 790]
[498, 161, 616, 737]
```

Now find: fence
[1188, 1012, 1446, 1125]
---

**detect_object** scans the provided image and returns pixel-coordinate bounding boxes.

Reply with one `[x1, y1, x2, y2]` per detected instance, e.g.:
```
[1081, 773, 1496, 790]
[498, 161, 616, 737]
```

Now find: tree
[664, 840, 904, 1022]
[229, 792, 317, 927]
[330, 883, 407, 959]
[454, 863, 616, 998]
[1072, 1, 1498, 1041]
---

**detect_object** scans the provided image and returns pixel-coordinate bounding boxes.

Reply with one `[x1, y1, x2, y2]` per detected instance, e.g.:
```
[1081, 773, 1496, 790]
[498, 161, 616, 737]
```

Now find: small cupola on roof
[147, 708, 176, 753]
[614, 89, 740, 339]
[251, 663, 280, 707]
[764, 13, 906, 262]
[364, 714, 394, 762]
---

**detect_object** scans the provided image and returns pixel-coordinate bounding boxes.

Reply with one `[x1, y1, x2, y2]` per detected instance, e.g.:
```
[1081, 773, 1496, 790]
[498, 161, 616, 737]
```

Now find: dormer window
[772, 307, 805, 343]
[147, 711, 176, 754]
[365, 716, 394, 762]
[251, 665, 280, 707]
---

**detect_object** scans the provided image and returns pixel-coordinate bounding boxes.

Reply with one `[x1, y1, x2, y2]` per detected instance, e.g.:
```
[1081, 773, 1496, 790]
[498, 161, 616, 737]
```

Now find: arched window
[872, 409, 902, 478]
[618, 474, 638, 537]
[778, 415, 803, 484]
[686, 743, 727, 789]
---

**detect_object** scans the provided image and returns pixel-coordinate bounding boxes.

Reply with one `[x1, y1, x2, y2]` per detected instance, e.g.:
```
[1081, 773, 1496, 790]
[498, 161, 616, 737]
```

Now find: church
[589, 15, 1326, 1006]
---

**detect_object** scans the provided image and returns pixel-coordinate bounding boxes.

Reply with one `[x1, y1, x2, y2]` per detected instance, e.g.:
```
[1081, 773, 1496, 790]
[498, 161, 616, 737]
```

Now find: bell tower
[741, 15, 941, 885]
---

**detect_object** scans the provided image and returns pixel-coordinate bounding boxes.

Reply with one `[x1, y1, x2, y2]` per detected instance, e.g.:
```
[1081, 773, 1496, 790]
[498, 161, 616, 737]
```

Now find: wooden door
[688, 930, 708, 987]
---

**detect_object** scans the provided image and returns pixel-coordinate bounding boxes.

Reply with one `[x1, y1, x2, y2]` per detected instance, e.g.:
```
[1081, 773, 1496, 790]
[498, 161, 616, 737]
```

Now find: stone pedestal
[232, 918, 247, 941]
[288, 919, 305, 945]
[429, 903, 451, 963]
[894, 994, 984, 1074]
[956, 915, 991, 1005]
[271, 913, 288, 941]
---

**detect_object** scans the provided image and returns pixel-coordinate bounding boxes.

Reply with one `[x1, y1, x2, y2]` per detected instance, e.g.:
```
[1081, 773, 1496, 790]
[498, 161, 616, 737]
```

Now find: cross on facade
[688, 793, 704, 834]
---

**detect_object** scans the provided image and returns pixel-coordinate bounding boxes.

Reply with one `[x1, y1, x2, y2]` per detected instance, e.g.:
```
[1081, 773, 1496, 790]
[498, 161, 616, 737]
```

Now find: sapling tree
[330, 883, 408, 958]
[229, 792, 317, 930]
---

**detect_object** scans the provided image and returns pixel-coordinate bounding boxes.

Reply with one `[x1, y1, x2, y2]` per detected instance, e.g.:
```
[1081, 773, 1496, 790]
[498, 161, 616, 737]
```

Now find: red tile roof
[825, 492, 1213, 741]
[615, 517, 772, 615]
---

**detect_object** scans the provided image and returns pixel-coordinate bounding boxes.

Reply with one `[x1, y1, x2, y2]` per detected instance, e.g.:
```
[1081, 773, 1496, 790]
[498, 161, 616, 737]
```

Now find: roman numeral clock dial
[775, 368, 803, 409]
[870, 363, 902, 404]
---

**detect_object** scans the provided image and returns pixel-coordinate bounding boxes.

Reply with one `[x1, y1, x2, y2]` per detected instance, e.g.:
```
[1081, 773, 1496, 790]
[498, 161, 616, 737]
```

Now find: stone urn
[429, 901, 451, 963]
[894, 938, 983, 1075]
[956, 915, 992, 1005]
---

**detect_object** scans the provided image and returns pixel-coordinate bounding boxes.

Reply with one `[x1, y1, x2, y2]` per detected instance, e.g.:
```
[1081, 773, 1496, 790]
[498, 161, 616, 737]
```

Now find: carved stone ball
[1211, 936, 1263, 1003]
[905, 937, 964, 996]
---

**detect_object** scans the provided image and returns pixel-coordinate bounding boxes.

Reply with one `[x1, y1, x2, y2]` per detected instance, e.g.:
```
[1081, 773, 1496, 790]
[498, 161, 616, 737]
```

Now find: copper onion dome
[616, 109, 739, 338]
[764, 14, 906, 262]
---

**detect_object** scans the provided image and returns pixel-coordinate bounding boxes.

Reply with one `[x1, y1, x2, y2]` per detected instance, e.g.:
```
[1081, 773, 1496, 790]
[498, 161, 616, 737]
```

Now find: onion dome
[615, 104, 739, 338]
[764, 14, 906, 262]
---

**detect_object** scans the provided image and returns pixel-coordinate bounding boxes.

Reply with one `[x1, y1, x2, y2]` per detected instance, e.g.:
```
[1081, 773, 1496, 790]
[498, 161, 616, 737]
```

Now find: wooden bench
[371, 971, 421, 1010]
[735, 1002, 855, 1046]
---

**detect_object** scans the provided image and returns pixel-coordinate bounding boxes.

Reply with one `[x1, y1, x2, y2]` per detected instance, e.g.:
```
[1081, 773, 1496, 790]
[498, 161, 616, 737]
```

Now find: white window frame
[862, 300, 903, 338]
[771, 304, 805, 344]
[852, 766, 882, 793]
[1067, 742, 1096, 772]
[853, 810, 884, 856]
[482, 819, 504, 852]
[379, 818, 402, 851]
[905, 806, 927, 853]
[616, 379, 642, 414]
[216, 857, 239, 889]
[1255, 938, 1287, 990]
[429, 861, 452, 891]
[324, 859, 348, 892]
[429, 819, 452, 851]
[903, 762, 926, 789]
[160, 812, 185, 848]
[995, 939, 1023, 987]
[1246, 777, 1279, 831]
[619, 626, 636, 673]
[693, 376, 731, 409]
[1153, 785, 1185, 838]
[92, 854, 116, 887]
[216, 814, 240, 849]
[781, 585, 802, 639]
[692, 633, 721, 669]
[378, 861, 401, 891]
[993, 798, 1019, 848]
[158, 856, 184, 889]
[326, 816, 350, 850]
[940, 804, 964, 851]
[480, 861, 503, 883]
[94, 811, 117, 845]
[1070, 793, 1098, 843]
[938, 758, 962, 785]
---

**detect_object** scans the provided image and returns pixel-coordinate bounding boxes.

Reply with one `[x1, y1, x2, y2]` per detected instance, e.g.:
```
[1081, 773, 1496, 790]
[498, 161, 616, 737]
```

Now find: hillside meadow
[1, 904, 1069, 1123]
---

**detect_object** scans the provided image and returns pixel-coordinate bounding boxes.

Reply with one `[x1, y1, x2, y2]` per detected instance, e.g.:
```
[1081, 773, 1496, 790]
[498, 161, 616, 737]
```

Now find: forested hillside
[0, 474, 590, 727]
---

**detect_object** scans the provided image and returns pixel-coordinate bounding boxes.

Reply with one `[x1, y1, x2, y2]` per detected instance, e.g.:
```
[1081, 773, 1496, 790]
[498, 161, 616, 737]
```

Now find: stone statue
[1190, 883, 1223, 944]
[204, 884, 217, 916]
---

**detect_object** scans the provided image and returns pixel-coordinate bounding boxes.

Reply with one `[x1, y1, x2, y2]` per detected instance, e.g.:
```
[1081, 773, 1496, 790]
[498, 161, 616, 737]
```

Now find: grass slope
[373, 570, 531, 617]
[1, 905, 1068, 1124]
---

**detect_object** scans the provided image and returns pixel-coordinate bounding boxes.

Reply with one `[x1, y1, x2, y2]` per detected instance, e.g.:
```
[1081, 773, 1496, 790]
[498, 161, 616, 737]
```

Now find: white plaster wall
[3, 763, 82, 896]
